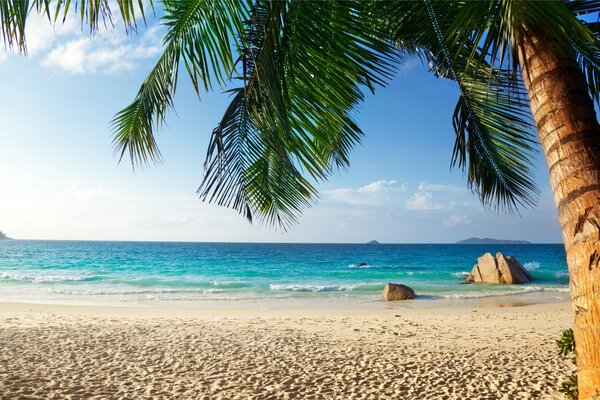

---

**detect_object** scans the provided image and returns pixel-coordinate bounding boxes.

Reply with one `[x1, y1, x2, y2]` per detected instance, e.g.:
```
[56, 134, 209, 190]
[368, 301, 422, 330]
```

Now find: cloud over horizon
[324, 179, 405, 206]
[0, 175, 562, 243]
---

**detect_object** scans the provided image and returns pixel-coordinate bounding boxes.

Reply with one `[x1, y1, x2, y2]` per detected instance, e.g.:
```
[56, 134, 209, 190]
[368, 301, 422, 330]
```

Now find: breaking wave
[269, 282, 380, 292]
[524, 261, 541, 271]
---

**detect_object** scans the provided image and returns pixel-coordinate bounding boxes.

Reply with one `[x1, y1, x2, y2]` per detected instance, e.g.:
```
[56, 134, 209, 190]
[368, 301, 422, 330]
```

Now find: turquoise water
[0, 240, 569, 306]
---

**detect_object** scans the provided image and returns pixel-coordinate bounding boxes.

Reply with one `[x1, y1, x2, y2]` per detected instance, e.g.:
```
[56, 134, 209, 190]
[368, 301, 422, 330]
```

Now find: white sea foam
[438, 285, 569, 299]
[45, 287, 226, 295]
[269, 283, 373, 292]
[0, 271, 98, 283]
[348, 264, 378, 269]
[451, 271, 470, 278]
[209, 281, 252, 288]
[524, 262, 541, 271]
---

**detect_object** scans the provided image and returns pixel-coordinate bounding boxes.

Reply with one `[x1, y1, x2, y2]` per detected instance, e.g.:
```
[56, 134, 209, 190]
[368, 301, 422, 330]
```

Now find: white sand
[0, 301, 573, 399]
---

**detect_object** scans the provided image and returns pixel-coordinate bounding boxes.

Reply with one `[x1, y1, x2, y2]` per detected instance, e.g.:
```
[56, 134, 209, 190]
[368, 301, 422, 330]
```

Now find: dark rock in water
[366, 240, 380, 244]
[358, 262, 368, 267]
[381, 283, 416, 301]
[0, 231, 11, 240]
[465, 252, 532, 284]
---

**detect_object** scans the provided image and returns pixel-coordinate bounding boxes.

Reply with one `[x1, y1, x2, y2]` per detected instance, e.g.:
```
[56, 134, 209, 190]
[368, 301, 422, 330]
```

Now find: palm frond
[111, 0, 250, 169]
[451, 67, 539, 211]
[444, 1, 600, 103]
[163, 0, 250, 93]
[198, 0, 400, 228]
[0, 0, 29, 52]
[566, 0, 600, 16]
[382, 0, 539, 212]
[199, 0, 320, 228]
[50, 0, 150, 33]
[439, 1, 540, 212]
[111, 46, 180, 167]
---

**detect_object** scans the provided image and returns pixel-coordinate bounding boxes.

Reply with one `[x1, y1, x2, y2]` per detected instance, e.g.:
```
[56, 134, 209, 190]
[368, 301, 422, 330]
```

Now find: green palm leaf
[111, 0, 250, 169]
[0, 0, 30, 52]
[434, 0, 600, 210]
[109, 0, 600, 226]
[381, 0, 539, 212]
[445, 0, 600, 103]
[451, 68, 539, 211]
[198, 0, 400, 228]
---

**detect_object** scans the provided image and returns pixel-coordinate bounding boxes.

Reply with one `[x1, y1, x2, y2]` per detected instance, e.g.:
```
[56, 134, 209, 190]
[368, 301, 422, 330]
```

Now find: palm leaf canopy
[5, 0, 600, 228]
[375, 0, 541, 213]
[113, 0, 600, 227]
[113, 0, 400, 229]
[372, 0, 599, 213]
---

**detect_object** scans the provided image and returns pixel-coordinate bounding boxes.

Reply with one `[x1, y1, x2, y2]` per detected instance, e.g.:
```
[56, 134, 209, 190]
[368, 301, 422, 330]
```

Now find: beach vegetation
[558, 328, 578, 400]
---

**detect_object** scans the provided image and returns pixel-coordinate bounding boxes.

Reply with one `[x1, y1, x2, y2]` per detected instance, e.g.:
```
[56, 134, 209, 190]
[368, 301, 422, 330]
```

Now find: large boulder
[381, 283, 416, 301]
[465, 252, 532, 284]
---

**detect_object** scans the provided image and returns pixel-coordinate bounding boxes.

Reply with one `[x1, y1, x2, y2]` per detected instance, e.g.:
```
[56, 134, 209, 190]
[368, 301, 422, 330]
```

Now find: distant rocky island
[0, 231, 12, 240]
[456, 237, 531, 245]
[366, 240, 380, 244]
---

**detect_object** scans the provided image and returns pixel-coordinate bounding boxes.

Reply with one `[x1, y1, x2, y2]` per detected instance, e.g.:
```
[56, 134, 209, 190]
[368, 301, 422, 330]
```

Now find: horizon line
[1, 238, 563, 245]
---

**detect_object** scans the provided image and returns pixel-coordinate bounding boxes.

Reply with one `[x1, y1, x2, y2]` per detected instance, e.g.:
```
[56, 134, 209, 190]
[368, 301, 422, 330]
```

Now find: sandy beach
[0, 300, 573, 399]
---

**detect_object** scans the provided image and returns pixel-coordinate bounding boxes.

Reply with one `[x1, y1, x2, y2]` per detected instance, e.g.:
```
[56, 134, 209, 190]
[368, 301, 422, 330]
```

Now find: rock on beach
[466, 252, 532, 284]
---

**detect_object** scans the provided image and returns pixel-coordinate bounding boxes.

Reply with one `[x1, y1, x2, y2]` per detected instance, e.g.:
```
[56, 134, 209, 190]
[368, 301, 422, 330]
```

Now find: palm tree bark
[518, 30, 600, 399]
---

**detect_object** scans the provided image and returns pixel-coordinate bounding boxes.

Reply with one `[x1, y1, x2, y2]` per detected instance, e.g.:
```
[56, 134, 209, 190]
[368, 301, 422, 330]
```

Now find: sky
[0, 10, 563, 243]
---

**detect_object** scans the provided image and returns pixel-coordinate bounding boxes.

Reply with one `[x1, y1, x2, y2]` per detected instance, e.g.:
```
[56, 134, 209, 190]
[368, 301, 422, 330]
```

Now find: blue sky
[0, 12, 562, 243]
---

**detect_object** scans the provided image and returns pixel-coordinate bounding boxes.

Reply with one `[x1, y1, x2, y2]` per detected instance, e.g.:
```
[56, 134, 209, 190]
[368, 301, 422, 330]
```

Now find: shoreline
[0, 298, 573, 316]
[0, 286, 571, 311]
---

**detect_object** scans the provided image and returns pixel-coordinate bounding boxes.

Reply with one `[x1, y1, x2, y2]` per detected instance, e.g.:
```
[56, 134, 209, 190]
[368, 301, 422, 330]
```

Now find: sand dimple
[0, 305, 572, 399]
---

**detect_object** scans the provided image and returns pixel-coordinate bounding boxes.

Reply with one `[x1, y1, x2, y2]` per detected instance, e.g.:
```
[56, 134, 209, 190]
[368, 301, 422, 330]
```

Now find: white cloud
[42, 25, 162, 74]
[26, 15, 79, 55]
[0, 13, 78, 62]
[406, 191, 448, 211]
[404, 183, 471, 211]
[442, 214, 473, 227]
[0, 174, 564, 242]
[0, 9, 162, 74]
[324, 179, 405, 206]
[0, 177, 271, 241]
[358, 179, 399, 194]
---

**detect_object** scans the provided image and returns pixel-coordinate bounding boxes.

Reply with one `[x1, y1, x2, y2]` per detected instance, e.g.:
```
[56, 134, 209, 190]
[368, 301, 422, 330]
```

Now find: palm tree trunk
[517, 31, 600, 399]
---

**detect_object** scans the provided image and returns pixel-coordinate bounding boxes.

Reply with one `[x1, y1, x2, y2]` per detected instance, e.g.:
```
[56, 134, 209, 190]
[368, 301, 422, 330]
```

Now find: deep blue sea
[0, 241, 570, 307]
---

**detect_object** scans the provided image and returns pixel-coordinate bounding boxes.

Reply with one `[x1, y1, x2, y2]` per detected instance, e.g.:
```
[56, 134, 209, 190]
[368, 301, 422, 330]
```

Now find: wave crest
[440, 285, 570, 299]
[0, 272, 101, 283]
[524, 262, 540, 271]
[269, 282, 377, 292]
[451, 271, 470, 278]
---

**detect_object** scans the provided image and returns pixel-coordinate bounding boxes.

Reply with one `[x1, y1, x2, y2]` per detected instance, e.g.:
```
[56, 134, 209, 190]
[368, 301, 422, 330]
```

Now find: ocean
[0, 240, 570, 307]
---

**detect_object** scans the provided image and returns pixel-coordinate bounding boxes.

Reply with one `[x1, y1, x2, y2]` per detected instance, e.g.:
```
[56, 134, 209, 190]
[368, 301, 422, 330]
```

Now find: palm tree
[112, 2, 600, 396]
[3, 0, 600, 397]
[386, 3, 600, 395]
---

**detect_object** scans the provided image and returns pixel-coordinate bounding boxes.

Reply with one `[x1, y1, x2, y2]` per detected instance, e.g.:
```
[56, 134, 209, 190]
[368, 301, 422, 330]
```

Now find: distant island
[366, 240, 380, 244]
[456, 237, 531, 244]
[0, 231, 12, 240]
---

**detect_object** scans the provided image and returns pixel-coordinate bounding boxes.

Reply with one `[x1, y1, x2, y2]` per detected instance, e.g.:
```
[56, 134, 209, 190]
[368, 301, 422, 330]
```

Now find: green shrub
[557, 328, 577, 400]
